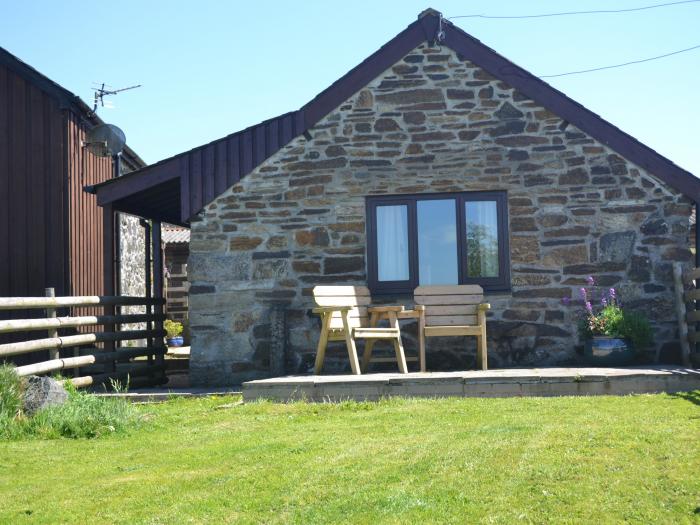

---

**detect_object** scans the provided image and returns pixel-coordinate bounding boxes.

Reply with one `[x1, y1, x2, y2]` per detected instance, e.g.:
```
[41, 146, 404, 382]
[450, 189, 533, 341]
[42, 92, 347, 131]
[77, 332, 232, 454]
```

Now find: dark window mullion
[366, 201, 379, 290]
[456, 195, 467, 285]
[408, 200, 419, 289]
[497, 192, 511, 288]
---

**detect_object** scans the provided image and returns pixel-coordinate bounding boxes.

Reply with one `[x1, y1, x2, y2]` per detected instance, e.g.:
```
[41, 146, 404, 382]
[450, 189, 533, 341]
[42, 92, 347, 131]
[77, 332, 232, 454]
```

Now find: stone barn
[88, 9, 699, 386]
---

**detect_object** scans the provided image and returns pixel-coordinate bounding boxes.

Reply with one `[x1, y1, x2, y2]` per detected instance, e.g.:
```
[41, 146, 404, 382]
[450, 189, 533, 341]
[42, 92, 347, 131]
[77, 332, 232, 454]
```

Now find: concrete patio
[242, 366, 700, 402]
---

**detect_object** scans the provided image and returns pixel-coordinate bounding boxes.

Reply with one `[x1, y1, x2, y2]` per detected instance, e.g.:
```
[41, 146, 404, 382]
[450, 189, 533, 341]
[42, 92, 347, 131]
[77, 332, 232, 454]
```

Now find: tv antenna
[92, 82, 141, 113]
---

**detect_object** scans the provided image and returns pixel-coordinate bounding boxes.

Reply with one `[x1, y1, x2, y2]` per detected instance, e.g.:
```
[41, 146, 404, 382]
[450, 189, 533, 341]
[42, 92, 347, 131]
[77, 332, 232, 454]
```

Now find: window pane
[376, 205, 409, 281]
[465, 201, 499, 278]
[417, 199, 458, 285]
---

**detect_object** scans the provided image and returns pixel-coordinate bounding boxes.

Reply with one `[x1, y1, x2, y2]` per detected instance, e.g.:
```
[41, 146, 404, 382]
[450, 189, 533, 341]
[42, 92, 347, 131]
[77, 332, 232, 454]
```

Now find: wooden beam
[103, 204, 116, 374]
[152, 221, 167, 384]
[45, 287, 59, 360]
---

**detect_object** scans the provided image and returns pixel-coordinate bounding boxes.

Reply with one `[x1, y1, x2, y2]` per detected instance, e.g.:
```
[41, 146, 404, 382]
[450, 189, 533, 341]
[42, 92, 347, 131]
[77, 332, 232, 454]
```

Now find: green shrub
[164, 319, 183, 338]
[617, 311, 654, 349]
[574, 280, 653, 351]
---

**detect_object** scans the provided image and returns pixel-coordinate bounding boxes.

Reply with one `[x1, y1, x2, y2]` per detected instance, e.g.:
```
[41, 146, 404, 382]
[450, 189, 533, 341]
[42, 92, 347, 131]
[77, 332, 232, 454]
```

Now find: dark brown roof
[0, 46, 146, 171]
[87, 8, 700, 225]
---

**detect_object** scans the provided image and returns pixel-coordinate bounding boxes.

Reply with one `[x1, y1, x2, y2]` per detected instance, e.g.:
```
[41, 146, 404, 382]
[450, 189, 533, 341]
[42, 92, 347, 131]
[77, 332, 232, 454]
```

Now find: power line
[540, 43, 700, 77]
[448, 0, 700, 20]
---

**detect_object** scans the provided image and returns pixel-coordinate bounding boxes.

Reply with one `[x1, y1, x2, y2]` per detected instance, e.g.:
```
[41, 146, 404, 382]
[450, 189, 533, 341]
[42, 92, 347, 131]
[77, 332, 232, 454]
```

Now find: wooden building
[0, 46, 145, 300]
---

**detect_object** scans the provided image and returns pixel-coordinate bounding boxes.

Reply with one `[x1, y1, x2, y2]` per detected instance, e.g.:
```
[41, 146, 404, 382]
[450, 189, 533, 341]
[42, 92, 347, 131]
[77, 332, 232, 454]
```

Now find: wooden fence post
[103, 204, 116, 375]
[142, 219, 154, 377]
[152, 221, 166, 384]
[45, 288, 59, 361]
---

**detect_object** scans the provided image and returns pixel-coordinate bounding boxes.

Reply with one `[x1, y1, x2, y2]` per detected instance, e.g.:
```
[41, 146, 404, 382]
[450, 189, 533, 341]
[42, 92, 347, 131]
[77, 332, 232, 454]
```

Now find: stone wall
[189, 43, 692, 385]
[118, 213, 146, 331]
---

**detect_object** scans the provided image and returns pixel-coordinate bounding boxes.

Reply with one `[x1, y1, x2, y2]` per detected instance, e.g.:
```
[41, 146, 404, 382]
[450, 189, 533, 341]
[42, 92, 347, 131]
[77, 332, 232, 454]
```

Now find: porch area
[242, 366, 700, 402]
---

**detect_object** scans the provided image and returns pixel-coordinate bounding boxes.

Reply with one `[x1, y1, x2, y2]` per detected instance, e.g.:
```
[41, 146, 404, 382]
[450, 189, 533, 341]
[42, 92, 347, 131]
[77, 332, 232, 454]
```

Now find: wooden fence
[672, 263, 700, 367]
[0, 288, 167, 388]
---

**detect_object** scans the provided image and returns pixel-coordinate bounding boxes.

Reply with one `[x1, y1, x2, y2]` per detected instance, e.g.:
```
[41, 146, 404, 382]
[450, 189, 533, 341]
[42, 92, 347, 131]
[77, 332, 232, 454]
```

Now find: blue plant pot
[166, 336, 184, 347]
[584, 337, 635, 366]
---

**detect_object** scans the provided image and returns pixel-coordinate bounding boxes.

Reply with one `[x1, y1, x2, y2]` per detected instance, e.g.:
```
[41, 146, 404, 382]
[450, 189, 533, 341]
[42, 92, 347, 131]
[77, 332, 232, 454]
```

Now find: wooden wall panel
[0, 64, 69, 298]
[66, 112, 112, 299]
[0, 64, 69, 356]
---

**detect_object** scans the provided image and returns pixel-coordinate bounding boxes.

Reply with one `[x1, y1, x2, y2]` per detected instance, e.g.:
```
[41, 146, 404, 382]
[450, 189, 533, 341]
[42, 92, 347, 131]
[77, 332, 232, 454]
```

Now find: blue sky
[2, 1, 699, 174]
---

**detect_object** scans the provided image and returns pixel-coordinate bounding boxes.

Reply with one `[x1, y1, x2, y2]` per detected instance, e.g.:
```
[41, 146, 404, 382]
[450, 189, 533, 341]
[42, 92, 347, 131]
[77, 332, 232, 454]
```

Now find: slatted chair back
[414, 285, 485, 327]
[312, 286, 371, 330]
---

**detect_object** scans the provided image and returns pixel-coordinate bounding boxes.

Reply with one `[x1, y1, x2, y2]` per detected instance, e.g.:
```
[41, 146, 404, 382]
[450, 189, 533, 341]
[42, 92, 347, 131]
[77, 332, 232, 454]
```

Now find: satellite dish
[84, 123, 126, 157]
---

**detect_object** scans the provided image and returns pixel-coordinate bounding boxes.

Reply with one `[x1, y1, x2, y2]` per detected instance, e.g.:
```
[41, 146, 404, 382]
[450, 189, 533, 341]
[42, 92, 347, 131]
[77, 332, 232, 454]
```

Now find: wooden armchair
[413, 285, 490, 371]
[312, 286, 408, 375]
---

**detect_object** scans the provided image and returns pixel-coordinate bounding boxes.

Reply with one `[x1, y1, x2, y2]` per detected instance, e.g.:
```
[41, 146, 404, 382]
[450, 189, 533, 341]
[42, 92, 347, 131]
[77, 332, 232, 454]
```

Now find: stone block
[21, 376, 68, 415]
[599, 231, 636, 262]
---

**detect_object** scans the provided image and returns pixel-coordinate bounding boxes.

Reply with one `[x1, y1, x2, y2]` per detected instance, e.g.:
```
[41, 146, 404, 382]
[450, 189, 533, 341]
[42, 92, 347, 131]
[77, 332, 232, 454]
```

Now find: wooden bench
[413, 285, 490, 371]
[312, 286, 408, 375]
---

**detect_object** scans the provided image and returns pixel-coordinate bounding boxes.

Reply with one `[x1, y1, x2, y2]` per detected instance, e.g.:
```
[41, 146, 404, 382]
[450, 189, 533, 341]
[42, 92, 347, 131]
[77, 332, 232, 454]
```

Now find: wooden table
[361, 305, 422, 373]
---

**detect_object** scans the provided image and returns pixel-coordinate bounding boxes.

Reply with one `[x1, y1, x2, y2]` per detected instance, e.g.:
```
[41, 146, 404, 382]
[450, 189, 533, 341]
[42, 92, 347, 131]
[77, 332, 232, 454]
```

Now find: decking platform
[242, 366, 700, 402]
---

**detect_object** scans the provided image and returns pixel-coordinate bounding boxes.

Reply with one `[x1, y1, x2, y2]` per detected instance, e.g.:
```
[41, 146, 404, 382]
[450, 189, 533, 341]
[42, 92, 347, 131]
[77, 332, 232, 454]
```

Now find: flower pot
[166, 336, 184, 347]
[584, 336, 635, 366]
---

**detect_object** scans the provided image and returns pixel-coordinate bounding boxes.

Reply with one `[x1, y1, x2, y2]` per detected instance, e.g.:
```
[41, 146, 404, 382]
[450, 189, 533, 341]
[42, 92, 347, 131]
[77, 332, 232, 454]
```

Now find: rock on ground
[22, 376, 68, 415]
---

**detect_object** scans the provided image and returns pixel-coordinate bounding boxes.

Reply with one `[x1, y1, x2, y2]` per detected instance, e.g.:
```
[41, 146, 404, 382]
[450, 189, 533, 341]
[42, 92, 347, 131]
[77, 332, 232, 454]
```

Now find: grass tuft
[0, 365, 23, 435]
[0, 365, 144, 440]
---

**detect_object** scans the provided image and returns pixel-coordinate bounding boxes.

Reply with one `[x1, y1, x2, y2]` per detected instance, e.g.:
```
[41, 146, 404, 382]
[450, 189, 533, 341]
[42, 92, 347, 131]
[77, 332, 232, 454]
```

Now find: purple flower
[587, 276, 595, 286]
[579, 287, 588, 301]
[562, 296, 571, 306]
[609, 288, 616, 298]
[585, 301, 593, 314]
[601, 296, 607, 306]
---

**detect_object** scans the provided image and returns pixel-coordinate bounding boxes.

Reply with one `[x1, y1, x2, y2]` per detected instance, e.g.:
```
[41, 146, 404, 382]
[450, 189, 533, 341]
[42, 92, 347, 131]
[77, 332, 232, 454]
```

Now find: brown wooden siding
[66, 113, 114, 332]
[0, 63, 67, 298]
[0, 63, 69, 356]
[66, 112, 112, 299]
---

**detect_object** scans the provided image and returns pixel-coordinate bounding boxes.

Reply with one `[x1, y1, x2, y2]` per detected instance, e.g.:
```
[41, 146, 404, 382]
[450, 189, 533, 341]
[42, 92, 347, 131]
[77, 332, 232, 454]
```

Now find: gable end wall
[188, 44, 691, 385]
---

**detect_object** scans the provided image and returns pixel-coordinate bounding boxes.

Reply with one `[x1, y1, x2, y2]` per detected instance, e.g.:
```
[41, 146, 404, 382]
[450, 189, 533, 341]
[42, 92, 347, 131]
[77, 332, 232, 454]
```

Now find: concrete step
[242, 366, 700, 402]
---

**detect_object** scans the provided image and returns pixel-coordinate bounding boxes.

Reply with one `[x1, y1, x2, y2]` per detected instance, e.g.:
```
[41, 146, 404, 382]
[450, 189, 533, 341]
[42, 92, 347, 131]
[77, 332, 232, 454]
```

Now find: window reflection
[376, 205, 409, 281]
[465, 201, 499, 278]
[417, 199, 458, 285]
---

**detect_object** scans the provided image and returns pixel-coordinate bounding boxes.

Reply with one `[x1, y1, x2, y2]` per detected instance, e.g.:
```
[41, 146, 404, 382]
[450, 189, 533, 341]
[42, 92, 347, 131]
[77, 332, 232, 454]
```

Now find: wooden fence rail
[0, 313, 165, 334]
[0, 295, 164, 310]
[0, 330, 165, 358]
[0, 288, 167, 388]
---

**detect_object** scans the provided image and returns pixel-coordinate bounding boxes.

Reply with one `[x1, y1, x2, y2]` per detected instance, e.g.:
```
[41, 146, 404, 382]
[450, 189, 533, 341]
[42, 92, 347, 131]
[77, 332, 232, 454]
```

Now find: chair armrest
[367, 305, 405, 313]
[397, 308, 422, 319]
[312, 306, 352, 314]
[477, 303, 491, 311]
[413, 305, 426, 311]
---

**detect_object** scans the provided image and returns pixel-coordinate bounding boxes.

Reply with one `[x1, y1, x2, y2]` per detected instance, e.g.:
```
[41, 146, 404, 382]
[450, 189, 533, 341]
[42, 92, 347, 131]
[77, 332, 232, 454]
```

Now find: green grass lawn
[0, 392, 698, 524]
